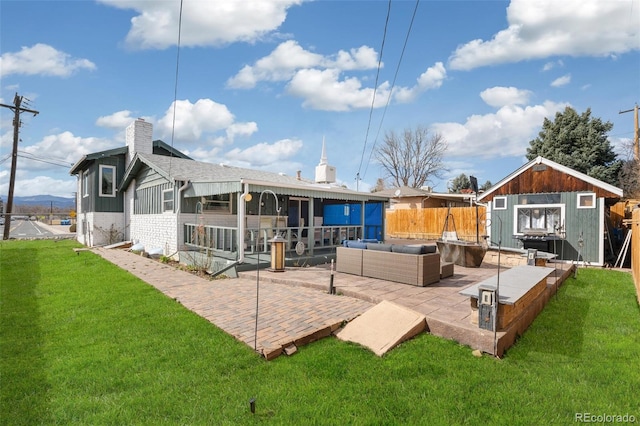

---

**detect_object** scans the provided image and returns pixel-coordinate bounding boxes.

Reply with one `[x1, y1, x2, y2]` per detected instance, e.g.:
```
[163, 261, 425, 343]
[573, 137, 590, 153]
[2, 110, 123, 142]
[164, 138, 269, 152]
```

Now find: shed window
[577, 193, 596, 209]
[493, 196, 507, 210]
[514, 204, 564, 235]
[99, 165, 116, 197]
[163, 189, 174, 212]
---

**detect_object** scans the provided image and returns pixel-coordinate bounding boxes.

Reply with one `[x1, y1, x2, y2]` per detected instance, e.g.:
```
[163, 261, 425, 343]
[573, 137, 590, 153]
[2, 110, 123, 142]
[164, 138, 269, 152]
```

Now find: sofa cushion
[346, 240, 368, 249]
[422, 245, 437, 254]
[391, 245, 423, 254]
[366, 243, 393, 251]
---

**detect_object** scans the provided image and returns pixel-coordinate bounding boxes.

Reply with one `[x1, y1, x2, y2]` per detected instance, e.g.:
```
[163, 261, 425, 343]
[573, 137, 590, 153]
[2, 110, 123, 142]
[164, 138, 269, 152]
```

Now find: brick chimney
[126, 118, 153, 164]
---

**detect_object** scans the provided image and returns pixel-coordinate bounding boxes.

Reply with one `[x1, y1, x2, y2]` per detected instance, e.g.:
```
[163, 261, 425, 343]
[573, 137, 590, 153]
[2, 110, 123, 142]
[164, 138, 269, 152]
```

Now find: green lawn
[1, 239, 639, 425]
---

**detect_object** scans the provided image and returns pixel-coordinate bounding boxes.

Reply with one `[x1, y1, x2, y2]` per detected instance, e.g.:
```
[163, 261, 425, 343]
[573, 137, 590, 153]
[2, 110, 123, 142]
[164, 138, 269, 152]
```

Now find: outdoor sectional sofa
[336, 241, 441, 286]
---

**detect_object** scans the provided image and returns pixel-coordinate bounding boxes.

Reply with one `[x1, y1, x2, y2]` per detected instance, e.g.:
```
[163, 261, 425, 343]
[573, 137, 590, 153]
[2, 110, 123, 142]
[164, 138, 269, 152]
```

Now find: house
[70, 119, 388, 262]
[375, 186, 473, 209]
[477, 156, 623, 266]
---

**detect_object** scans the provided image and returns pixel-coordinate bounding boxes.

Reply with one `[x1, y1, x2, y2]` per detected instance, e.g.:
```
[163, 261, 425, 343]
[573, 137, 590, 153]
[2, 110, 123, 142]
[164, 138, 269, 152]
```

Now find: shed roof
[478, 156, 623, 201]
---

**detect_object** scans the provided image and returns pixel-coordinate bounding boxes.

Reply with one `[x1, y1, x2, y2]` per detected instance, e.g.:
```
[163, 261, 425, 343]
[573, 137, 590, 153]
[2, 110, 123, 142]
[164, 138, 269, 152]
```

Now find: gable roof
[120, 153, 389, 202]
[69, 140, 190, 175]
[478, 156, 623, 201]
[70, 147, 127, 175]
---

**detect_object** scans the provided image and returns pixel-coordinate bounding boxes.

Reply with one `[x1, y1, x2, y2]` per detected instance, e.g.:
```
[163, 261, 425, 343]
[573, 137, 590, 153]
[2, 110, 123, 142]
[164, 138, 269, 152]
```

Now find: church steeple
[315, 136, 336, 184]
[319, 136, 328, 165]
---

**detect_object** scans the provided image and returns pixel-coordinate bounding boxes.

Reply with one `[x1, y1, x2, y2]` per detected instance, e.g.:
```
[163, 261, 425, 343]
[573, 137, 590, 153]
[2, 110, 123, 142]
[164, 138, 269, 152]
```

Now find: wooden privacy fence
[633, 208, 639, 303]
[386, 206, 486, 242]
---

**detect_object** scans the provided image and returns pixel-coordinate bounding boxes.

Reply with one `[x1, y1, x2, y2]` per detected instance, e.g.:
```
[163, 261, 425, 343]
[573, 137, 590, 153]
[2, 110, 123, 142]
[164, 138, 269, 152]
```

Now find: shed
[478, 156, 623, 265]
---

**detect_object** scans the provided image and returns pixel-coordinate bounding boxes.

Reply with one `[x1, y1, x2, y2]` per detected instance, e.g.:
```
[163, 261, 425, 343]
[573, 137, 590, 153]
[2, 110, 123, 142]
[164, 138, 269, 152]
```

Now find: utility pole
[1, 93, 39, 240]
[619, 104, 639, 161]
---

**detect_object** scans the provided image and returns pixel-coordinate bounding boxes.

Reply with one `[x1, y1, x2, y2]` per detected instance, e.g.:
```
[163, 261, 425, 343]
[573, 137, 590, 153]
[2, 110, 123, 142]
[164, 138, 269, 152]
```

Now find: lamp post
[254, 190, 280, 352]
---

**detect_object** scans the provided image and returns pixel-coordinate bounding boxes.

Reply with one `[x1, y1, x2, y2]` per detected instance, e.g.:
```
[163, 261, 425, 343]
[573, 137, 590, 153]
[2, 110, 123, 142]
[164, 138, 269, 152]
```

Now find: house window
[82, 171, 89, 197]
[493, 196, 507, 210]
[99, 165, 116, 197]
[514, 204, 564, 234]
[202, 194, 232, 213]
[577, 193, 596, 209]
[163, 189, 174, 212]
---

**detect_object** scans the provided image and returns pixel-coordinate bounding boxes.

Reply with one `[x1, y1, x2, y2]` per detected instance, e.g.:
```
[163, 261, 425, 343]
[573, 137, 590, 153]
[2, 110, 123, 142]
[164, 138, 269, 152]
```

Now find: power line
[363, 0, 420, 181]
[168, 0, 184, 179]
[357, 0, 392, 187]
[17, 153, 71, 168]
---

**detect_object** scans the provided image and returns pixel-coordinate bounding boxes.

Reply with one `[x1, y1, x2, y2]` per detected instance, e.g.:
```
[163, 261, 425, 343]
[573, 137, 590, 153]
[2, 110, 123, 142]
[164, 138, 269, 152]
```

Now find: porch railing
[183, 223, 366, 254]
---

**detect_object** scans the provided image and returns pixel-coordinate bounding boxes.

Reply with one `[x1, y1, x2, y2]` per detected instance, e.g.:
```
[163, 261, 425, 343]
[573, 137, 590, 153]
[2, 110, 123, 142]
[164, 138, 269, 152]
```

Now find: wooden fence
[633, 208, 639, 303]
[386, 206, 486, 241]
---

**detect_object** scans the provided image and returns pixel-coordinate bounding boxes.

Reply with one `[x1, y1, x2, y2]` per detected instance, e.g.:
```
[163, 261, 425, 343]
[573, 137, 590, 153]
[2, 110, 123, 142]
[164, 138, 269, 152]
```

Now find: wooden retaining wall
[386, 206, 486, 242]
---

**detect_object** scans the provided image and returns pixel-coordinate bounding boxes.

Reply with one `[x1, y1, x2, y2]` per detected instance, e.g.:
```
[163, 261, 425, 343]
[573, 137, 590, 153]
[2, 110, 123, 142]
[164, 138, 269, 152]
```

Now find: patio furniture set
[336, 241, 453, 287]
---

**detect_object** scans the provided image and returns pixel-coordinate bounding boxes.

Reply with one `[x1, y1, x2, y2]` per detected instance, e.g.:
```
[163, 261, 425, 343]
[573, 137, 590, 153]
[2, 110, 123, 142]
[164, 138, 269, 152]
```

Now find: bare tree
[376, 126, 447, 188]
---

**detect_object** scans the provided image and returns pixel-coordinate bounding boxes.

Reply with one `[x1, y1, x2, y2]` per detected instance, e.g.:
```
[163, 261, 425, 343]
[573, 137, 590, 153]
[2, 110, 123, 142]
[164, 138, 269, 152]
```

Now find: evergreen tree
[526, 107, 622, 185]
[449, 173, 471, 193]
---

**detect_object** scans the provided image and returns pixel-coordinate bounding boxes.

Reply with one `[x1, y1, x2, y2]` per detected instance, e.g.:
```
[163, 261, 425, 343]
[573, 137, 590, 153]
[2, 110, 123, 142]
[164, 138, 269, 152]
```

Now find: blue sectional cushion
[346, 240, 368, 249]
[366, 243, 393, 251]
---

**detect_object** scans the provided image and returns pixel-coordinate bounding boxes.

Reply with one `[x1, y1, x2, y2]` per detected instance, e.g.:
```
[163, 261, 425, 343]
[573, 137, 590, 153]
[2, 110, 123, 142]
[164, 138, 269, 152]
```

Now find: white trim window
[493, 196, 507, 210]
[99, 165, 116, 197]
[163, 189, 174, 212]
[82, 170, 89, 197]
[513, 203, 565, 235]
[577, 193, 596, 209]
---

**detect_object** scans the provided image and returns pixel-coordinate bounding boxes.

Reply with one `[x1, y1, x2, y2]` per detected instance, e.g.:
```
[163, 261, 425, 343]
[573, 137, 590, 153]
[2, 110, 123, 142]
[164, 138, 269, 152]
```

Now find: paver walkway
[93, 248, 373, 359]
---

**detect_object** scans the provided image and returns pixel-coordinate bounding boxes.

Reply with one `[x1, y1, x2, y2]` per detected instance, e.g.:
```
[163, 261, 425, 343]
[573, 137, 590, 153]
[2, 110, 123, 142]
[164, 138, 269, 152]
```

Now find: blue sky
[1, 0, 638, 199]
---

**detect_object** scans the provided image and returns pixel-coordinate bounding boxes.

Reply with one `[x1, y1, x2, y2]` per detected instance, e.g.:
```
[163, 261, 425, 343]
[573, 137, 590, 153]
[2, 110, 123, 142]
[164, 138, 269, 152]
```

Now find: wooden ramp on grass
[335, 300, 426, 356]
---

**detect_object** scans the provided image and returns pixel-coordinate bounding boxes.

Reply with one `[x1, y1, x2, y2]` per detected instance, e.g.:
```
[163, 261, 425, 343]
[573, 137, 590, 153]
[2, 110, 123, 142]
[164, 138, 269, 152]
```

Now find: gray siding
[79, 156, 125, 213]
[490, 192, 601, 263]
[134, 182, 173, 215]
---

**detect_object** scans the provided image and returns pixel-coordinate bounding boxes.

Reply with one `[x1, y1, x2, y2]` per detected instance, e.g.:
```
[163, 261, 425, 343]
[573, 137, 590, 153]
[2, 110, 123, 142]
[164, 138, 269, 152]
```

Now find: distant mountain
[0, 195, 75, 209]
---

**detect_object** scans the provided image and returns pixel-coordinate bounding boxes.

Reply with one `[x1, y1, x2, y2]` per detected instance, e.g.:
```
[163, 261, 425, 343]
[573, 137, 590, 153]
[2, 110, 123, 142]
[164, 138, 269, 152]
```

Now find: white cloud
[96, 110, 154, 129]
[0, 174, 76, 198]
[100, 0, 303, 49]
[224, 138, 303, 166]
[287, 68, 390, 111]
[449, 0, 639, 70]
[432, 100, 569, 159]
[542, 60, 563, 71]
[227, 40, 379, 89]
[20, 132, 115, 172]
[0, 44, 96, 77]
[480, 86, 532, 107]
[551, 74, 571, 87]
[156, 99, 236, 141]
[394, 62, 447, 103]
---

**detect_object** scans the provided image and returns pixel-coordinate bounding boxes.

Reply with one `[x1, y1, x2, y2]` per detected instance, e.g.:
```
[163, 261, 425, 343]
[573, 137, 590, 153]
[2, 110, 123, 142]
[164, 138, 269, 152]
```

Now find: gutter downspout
[175, 180, 191, 256]
[238, 181, 250, 263]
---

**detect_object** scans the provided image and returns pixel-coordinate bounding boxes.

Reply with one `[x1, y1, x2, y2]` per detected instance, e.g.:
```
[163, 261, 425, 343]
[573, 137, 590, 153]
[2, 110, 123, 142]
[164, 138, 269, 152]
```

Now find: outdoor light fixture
[249, 398, 256, 414]
[268, 234, 286, 272]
